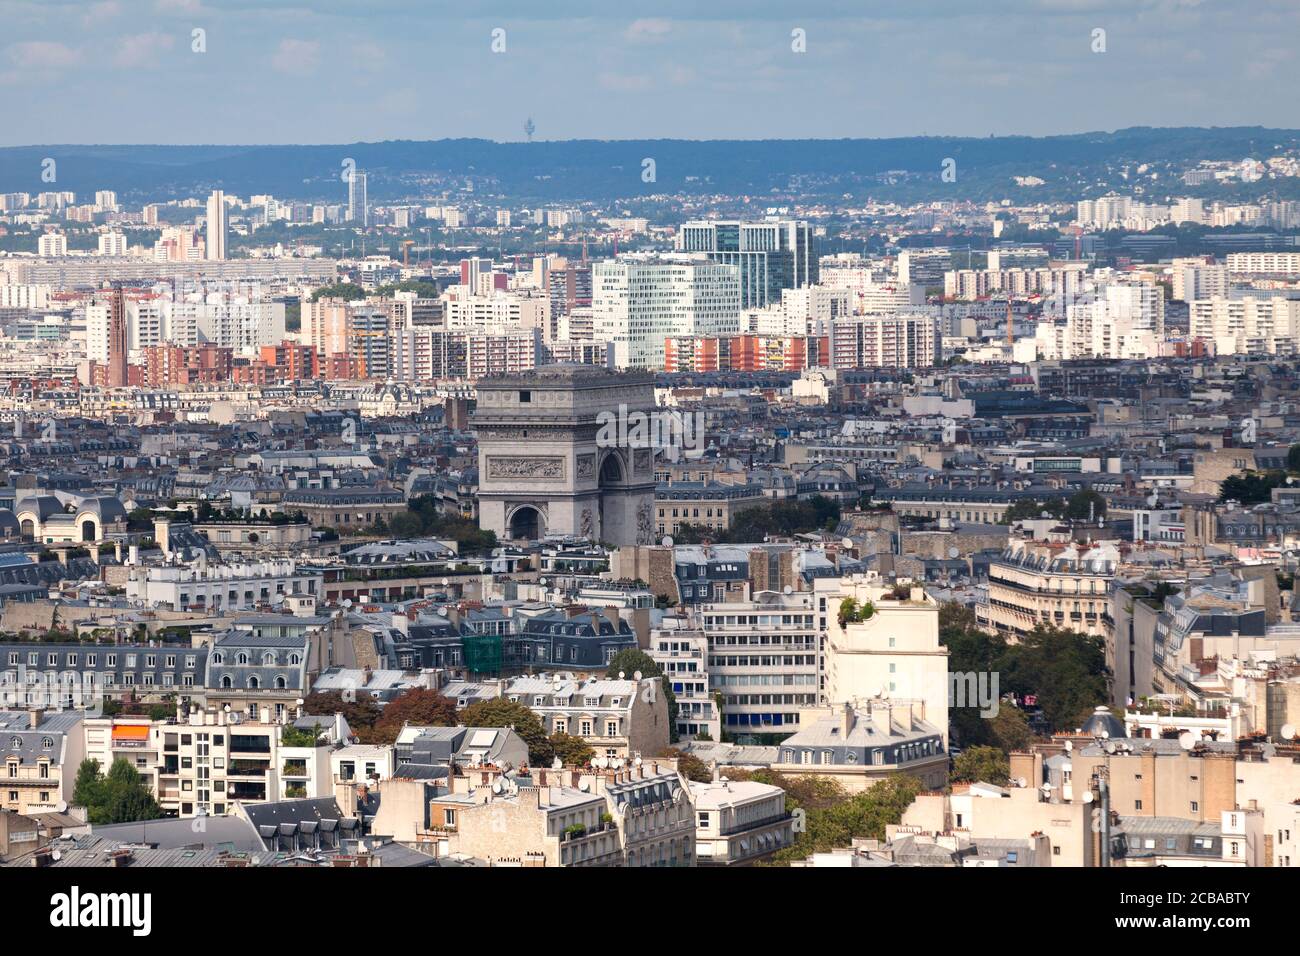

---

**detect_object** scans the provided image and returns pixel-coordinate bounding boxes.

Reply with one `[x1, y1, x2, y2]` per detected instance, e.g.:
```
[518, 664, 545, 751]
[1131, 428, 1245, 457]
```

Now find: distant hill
[3, 127, 1299, 204]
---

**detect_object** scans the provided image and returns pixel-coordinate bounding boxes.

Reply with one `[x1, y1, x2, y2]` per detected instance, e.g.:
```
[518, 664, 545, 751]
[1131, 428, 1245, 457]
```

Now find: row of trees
[939, 602, 1109, 747]
[388, 496, 498, 553]
[672, 496, 841, 544]
[300, 688, 596, 766]
[718, 769, 923, 865]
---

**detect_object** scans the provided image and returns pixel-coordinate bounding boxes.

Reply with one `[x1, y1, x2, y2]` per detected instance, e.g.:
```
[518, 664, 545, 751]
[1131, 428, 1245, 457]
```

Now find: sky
[0, 0, 1297, 146]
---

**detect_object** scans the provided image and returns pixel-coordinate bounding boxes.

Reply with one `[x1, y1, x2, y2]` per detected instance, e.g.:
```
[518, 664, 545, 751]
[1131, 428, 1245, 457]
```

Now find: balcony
[282, 761, 308, 778]
[227, 760, 268, 777]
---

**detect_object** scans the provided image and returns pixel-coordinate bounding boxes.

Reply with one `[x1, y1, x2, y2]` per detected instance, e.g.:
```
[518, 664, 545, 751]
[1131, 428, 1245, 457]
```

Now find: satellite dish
[1178, 732, 1196, 751]
[633, 756, 643, 767]
[55, 800, 67, 813]
[1015, 777, 1027, 789]
[51, 849, 62, 862]
[1104, 741, 1117, 754]
[949, 547, 960, 559]
[841, 537, 854, 550]
[1099, 730, 1109, 740]
[617, 671, 625, 680]
[1064, 740, 1073, 752]
[783, 585, 793, 595]
[1283, 723, 1297, 741]
[1082, 791, 1094, 804]
[632, 671, 642, 681]
[551, 756, 562, 770]
[578, 780, 591, 792]
[492, 780, 503, 794]
[538, 578, 548, 588]
[342, 598, 353, 609]
[661, 536, 674, 548]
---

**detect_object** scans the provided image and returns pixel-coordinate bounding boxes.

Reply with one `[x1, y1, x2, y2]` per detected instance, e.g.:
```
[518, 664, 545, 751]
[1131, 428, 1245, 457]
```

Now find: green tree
[302, 690, 383, 733]
[281, 722, 324, 747]
[549, 732, 595, 767]
[730, 771, 922, 865]
[659, 747, 711, 782]
[952, 746, 1010, 786]
[1065, 489, 1107, 520]
[365, 688, 459, 744]
[310, 282, 366, 302]
[999, 623, 1109, 732]
[74, 758, 161, 824]
[460, 697, 554, 766]
[1219, 471, 1285, 505]
[1288, 443, 1300, 473]
[987, 705, 1033, 753]
[73, 758, 107, 813]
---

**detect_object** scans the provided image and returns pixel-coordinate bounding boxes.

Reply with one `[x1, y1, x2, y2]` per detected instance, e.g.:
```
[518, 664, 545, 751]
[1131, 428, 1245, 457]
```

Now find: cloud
[155, 0, 202, 13]
[113, 32, 176, 68]
[5, 40, 77, 70]
[271, 38, 320, 75]
[81, 1, 122, 27]
[625, 18, 672, 43]
[598, 71, 653, 92]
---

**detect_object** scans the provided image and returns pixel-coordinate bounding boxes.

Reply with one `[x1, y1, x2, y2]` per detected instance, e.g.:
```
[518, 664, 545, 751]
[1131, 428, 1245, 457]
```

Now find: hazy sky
[0, 0, 1297, 146]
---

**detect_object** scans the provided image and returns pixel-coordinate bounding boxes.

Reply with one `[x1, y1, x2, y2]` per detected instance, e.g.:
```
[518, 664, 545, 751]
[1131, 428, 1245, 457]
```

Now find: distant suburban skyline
[0, 0, 1297, 146]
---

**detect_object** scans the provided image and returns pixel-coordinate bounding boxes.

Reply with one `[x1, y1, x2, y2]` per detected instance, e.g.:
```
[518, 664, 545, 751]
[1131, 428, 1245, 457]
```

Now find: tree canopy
[1219, 470, 1285, 505]
[939, 602, 1108, 741]
[672, 496, 840, 544]
[721, 769, 923, 865]
[459, 697, 553, 766]
[364, 688, 459, 745]
[73, 758, 161, 824]
[951, 746, 1010, 786]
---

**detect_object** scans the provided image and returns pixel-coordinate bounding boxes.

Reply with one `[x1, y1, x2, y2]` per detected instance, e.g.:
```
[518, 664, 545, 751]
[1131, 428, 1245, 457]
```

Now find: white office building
[592, 255, 741, 369]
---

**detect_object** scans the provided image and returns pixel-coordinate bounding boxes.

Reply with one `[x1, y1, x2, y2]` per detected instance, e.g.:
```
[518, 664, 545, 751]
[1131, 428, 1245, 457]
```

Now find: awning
[112, 725, 150, 742]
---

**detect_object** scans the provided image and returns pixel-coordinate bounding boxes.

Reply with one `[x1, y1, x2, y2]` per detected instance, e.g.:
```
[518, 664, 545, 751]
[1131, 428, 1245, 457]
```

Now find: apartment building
[654, 480, 766, 538]
[428, 764, 696, 867]
[699, 590, 820, 738]
[649, 621, 720, 741]
[0, 710, 84, 816]
[124, 558, 323, 612]
[592, 256, 742, 369]
[505, 675, 670, 760]
[83, 707, 336, 817]
[981, 538, 1118, 641]
[690, 776, 794, 865]
[821, 576, 949, 746]
[832, 314, 942, 370]
[773, 700, 948, 792]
